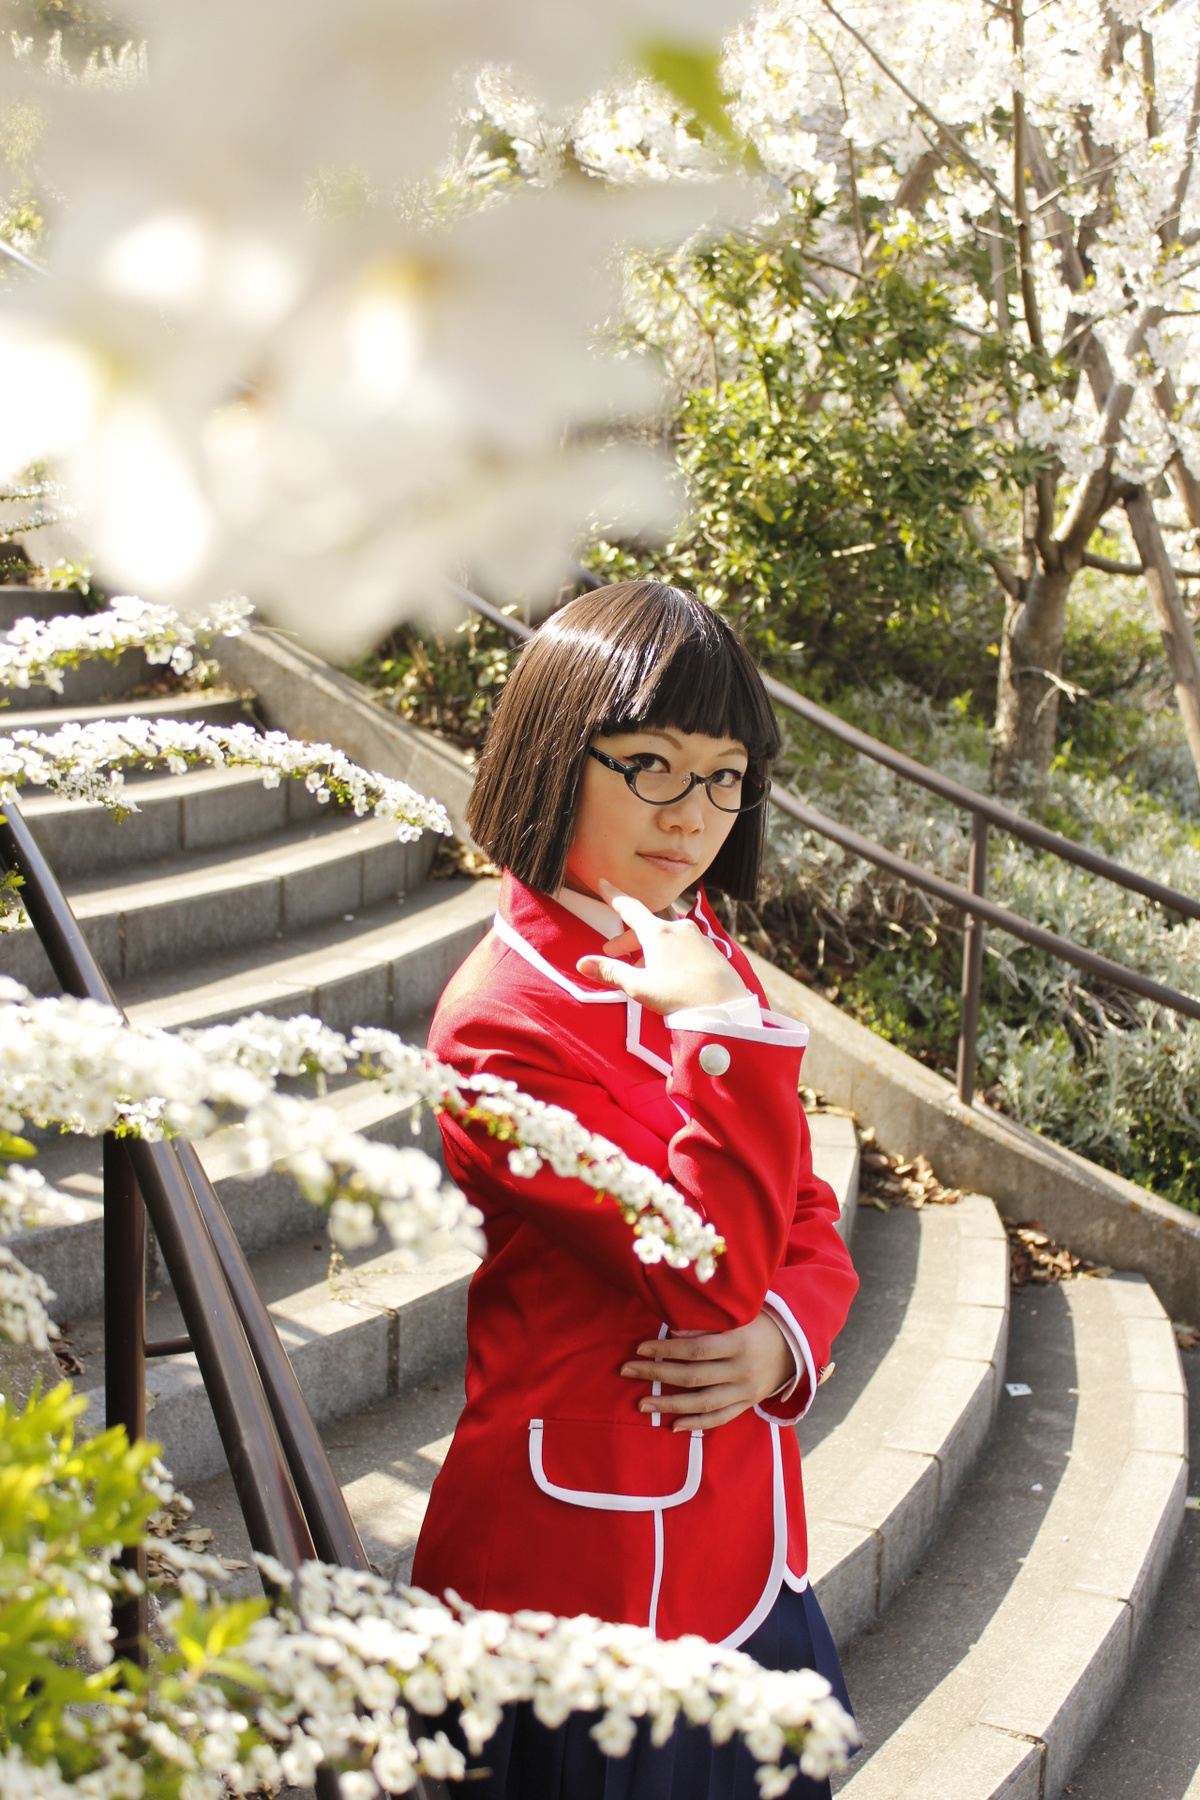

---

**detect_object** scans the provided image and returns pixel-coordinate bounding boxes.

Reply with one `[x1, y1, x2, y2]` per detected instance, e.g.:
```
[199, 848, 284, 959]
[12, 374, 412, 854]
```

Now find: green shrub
[756, 684, 1200, 1209]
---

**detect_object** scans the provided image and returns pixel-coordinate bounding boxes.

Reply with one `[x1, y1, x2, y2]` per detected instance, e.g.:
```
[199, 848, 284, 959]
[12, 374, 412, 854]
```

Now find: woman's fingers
[600, 926, 643, 959]
[622, 1356, 738, 1388]
[635, 1330, 747, 1363]
[597, 881, 661, 939]
[673, 1402, 750, 1432]
[642, 1383, 746, 1416]
[575, 954, 639, 995]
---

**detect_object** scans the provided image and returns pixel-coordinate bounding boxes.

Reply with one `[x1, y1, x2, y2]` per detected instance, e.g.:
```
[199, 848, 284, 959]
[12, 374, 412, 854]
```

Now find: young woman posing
[412, 581, 859, 1798]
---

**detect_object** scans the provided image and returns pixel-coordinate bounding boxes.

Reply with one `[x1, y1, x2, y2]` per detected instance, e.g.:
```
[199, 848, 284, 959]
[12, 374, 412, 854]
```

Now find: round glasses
[588, 747, 766, 814]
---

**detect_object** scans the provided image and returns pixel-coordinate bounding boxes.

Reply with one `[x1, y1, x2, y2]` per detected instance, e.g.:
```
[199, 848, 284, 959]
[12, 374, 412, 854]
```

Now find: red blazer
[412, 873, 858, 1646]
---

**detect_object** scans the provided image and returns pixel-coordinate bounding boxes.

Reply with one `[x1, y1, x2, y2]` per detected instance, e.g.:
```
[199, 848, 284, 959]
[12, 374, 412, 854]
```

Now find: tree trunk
[1124, 488, 1200, 773]
[992, 560, 1076, 800]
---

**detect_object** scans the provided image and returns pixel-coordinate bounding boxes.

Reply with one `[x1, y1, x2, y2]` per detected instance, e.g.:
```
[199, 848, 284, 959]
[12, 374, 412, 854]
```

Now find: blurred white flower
[0, 0, 752, 652]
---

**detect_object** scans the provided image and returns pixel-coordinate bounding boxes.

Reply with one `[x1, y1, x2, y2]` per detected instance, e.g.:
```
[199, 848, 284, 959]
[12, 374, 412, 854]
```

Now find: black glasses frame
[587, 747, 766, 814]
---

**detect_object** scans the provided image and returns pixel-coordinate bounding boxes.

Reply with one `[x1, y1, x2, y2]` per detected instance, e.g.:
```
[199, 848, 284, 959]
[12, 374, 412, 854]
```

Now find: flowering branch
[0, 595, 254, 694]
[181, 1009, 724, 1277]
[0, 984, 724, 1351]
[226, 1559, 860, 1797]
[0, 717, 452, 841]
[0, 1520, 858, 1800]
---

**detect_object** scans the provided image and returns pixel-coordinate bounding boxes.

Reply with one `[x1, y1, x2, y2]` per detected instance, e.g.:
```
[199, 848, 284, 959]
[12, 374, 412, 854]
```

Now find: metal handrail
[0, 799, 372, 1638]
[446, 575, 1200, 1102]
[769, 788, 1200, 1021]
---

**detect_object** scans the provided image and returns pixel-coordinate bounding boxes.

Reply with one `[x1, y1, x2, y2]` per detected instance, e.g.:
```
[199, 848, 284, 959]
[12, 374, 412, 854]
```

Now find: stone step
[15, 1070, 448, 1322]
[123, 1123, 872, 1561]
[121, 875, 499, 1034]
[811, 1111, 860, 1243]
[76, 1229, 479, 1486]
[835, 1273, 1187, 1800]
[1, 644, 151, 710]
[801, 1193, 1010, 1649]
[1058, 1337, 1200, 1799]
[0, 811, 436, 994]
[150, 1362, 466, 1596]
[20, 763, 331, 879]
[10, 881, 496, 1317]
[0, 686, 255, 736]
[0, 586, 88, 630]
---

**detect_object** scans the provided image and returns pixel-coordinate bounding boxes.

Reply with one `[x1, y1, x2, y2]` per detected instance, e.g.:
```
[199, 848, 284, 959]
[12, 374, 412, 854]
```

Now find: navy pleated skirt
[451, 1583, 854, 1800]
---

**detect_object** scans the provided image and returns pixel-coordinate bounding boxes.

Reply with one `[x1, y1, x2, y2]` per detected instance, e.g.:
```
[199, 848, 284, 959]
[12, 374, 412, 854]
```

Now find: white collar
[554, 886, 682, 940]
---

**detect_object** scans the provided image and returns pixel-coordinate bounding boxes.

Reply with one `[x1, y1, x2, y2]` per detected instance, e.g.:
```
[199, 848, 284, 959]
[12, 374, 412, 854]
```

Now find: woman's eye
[630, 753, 670, 772]
[711, 768, 746, 789]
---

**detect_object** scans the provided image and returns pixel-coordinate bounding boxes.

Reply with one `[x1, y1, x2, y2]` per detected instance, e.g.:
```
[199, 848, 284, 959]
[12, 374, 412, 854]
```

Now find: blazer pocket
[529, 1417, 703, 1512]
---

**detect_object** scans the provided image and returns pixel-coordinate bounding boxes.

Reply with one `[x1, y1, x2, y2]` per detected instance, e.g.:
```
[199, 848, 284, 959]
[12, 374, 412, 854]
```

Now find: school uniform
[412, 873, 860, 1797]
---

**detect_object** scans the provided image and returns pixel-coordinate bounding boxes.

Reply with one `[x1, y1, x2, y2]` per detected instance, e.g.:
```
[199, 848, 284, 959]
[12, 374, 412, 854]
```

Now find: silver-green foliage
[768, 687, 1200, 1205]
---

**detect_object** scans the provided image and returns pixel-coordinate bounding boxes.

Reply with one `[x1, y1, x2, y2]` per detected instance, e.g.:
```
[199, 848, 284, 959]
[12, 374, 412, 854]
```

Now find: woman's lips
[637, 851, 694, 871]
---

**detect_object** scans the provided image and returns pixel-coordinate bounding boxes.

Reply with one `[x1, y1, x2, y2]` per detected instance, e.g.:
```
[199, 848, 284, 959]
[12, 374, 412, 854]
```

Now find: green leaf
[637, 41, 738, 145]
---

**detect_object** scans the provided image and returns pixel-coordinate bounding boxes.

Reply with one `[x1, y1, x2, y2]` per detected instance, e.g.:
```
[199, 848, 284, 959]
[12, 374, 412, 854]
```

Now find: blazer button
[698, 1042, 731, 1076]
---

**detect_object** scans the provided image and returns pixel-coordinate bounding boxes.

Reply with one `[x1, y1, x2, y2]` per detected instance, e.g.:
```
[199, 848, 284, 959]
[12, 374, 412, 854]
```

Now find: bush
[344, 611, 519, 755]
[587, 224, 1029, 713]
[755, 684, 1200, 1210]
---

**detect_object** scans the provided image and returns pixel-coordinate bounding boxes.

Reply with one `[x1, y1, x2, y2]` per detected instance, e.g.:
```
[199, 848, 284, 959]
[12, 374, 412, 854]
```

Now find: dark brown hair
[466, 580, 781, 900]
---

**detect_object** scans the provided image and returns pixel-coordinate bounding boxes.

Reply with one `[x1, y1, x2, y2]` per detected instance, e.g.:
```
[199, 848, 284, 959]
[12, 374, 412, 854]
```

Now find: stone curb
[839, 1274, 1187, 1799]
[810, 1111, 860, 1243]
[213, 625, 478, 843]
[807, 1193, 1010, 1649]
[749, 951, 1200, 1325]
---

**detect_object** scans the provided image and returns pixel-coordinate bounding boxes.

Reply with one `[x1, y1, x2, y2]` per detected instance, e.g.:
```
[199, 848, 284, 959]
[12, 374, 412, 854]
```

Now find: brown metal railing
[0, 801, 371, 1652]
[0, 797, 456, 1800]
[446, 576, 1200, 1104]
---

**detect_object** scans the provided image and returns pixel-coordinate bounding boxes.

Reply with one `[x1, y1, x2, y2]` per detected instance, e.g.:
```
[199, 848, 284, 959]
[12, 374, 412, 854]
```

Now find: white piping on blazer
[527, 1417, 705, 1641]
[527, 1420, 703, 1511]
[720, 1422, 809, 1647]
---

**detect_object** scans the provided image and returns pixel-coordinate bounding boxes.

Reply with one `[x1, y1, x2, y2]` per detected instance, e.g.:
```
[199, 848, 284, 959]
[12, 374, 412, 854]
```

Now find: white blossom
[0, 980, 726, 1347]
[0, 595, 253, 694]
[0, 1242, 56, 1346]
[0, 716, 452, 840]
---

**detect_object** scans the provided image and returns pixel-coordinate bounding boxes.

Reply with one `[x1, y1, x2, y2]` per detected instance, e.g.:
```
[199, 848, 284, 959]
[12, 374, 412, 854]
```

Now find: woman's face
[564, 726, 748, 914]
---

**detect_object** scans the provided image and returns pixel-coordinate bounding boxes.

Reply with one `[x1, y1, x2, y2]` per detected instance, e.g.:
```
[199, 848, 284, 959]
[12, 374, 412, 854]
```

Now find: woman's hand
[576, 883, 748, 1016]
[620, 1312, 796, 1431]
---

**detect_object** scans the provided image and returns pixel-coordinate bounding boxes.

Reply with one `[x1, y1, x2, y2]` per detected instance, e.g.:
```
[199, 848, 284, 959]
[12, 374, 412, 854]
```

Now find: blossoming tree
[723, 0, 1200, 795]
[450, 0, 1200, 797]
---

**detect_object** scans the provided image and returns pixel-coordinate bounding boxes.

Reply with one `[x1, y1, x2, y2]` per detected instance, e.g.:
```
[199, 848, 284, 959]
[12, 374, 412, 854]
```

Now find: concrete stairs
[835, 1270, 1186, 1799]
[0, 592, 1192, 1798]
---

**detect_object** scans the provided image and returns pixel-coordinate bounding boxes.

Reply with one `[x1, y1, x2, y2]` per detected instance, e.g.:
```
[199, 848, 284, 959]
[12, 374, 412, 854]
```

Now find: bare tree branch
[1011, 0, 1046, 355]
[1023, 123, 1090, 290]
[810, 26, 865, 268]
[1162, 35, 1200, 244]
[983, 548, 1024, 596]
[1126, 487, 1200, 769]
[1140, 25, 1161, 140]
[1082, 549, 1200, 578]
[816, 0, 1013, 212]
[859, 149, 942, 278]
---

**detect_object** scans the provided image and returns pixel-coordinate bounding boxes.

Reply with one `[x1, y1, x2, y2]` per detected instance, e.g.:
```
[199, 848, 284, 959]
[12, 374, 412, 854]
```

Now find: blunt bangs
[466, 581, 781, 901]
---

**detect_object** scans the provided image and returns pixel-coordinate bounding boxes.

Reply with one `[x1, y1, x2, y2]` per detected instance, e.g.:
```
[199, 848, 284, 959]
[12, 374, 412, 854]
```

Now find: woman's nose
[659, 789, 707, 831]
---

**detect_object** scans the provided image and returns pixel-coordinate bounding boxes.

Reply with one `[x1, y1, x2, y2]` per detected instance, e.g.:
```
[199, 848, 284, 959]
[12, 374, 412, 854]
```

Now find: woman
[412, 580, 859, 1798]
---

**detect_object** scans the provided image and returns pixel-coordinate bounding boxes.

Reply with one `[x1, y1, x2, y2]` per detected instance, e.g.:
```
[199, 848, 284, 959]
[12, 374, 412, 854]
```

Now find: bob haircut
[466, 580, 781, 901]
